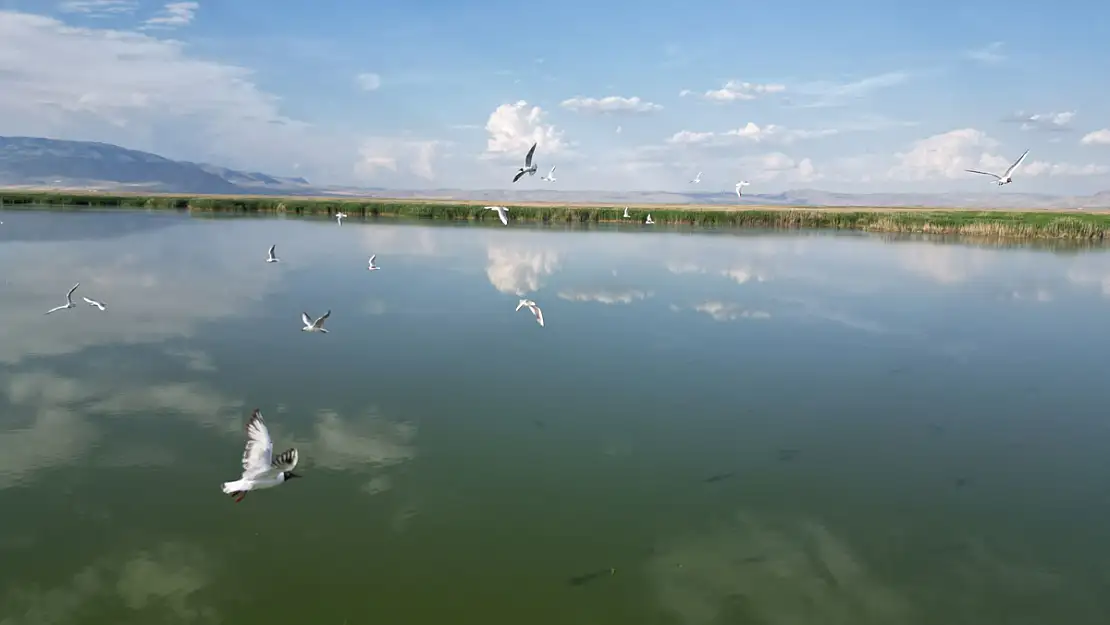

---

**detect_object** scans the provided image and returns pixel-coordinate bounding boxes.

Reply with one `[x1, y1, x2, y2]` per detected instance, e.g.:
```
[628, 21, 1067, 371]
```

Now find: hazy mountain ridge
[1, 136, 1108, 209]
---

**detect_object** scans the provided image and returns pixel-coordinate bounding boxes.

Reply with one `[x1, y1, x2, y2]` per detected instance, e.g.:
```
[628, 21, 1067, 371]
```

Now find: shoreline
[2, 189, 1110, 240]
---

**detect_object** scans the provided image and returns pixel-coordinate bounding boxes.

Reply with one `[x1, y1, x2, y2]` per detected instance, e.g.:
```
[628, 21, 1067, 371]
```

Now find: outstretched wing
[314, 310, 331, 327]
[270, 448, 298, 472]
[496, 208, 508, 226]
[242, 409, 273, 477]
[66, 283, 80, 302]
[369, 254, 376, 265]
[268, 244, 276, 258]
[549, 166, 556, 175]
[1005, 149, 1030, 177]
[530, 305, 544, 327]
[301, 312, 312, 327]
[512, 170, 526, 183]
[965, 169, 1002, 180]
[524, 142, 537, 167]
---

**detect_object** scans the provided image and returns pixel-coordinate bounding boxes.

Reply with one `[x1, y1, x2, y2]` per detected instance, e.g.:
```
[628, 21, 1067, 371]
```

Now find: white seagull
[82, 297, 106, 311]
[622, 206, 630, 219]
[516, 299, 544, 327]
[221, 409, 301, 503]
[486, 205, 509, 226]
[735, 181, 751, 198]
[367, 254, 380, 271]
[266, 244, 280, 263]
[965, 149, 1030, 186]
[301, 310, 331, 333]
[513, 142, 538, 183]
[44, 282, 80, 315]
[541, 166, 557, 182]
[690, 172, 702, 184]
[645, 214, 655, 225]
[336, 212, 348, 225]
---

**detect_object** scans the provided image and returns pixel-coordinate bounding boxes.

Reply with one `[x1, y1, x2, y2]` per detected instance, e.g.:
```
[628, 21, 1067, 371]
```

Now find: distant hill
[0, 136, 1107, 209]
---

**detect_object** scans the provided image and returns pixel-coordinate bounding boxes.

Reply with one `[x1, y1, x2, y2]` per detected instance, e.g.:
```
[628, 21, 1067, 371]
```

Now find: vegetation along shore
[2, 190, 1110, 240]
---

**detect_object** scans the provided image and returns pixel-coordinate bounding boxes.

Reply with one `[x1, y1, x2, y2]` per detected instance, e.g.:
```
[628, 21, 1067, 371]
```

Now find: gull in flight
[965, 149, 1030, 186]
[486, 205, 509, 226]
[301, 310, 331, 333]
[266, 244, 280, 263]
[513, 142, 538, 183]
[622, 207, 630, 219]
[367, 254, 380, 271]
[44, 282, 80, 315]
[690, 172, 702, 184]
[735, 181, 751, 198]
[336, 212, 348, 225]
[645, 214, 655, 225]
[82, 297, 106, 311]
[516, 299, 544, 327]
[541, 166, 557, 182]
[221, 409, 301, 503]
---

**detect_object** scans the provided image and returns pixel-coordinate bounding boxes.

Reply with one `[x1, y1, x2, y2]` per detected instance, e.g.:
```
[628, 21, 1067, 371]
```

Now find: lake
[3, 209, 1110, 625]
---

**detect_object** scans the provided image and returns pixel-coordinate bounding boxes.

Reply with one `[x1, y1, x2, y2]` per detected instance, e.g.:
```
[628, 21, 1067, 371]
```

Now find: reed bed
[2, 191, 1109, 240]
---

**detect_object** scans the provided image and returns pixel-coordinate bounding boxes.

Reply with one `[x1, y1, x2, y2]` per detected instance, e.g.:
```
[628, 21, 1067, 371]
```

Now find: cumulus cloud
[681, 80, 786, 102]
[296, 408, 417, 472]
[557, 289, 652, 305]
[356, 138, 445, 180]
[688, 301, 771, 321]
[560, 95, 662, 114]
[142, 2, 198, 29]
[667, 122, 838, 147]
[1080, 129, 1110, 146]
[889, 128, 1109, 180]
[483, 100, 568, 160]
[485, 246, 560, 295]
[1002, 111, 1075, 132]
[355, 72, 382, 91]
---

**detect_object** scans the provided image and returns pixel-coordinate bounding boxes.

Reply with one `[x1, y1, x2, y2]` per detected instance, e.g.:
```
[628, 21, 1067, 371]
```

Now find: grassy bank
[2, 190, 1109, 240]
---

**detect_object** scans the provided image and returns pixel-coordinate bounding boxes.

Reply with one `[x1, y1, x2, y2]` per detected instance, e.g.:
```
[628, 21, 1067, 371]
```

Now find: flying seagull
[513, 142, 538, 183]
[367, 254, 380, 271]
[690, 172, 702, 184]
[516, 299, 544, 327]
[44, 282, 80, 315]
[645, 214, 655, 225]
[965, 149, 1030, 186]
[336, 212, 348, 225]
[735, 181, 751, 198]
[266, 244, 280, 263]
[82, 297, 106, 311]
[622, 207, 630, 219]
[541, 166, 557, 182]
[486, 206, 509, 226]
[220, 409, 301, 503]
[301, 310, 331, 333]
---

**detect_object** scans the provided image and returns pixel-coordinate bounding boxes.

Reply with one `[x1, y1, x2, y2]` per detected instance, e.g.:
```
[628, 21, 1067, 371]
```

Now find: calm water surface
[3, 209, 1110, 624]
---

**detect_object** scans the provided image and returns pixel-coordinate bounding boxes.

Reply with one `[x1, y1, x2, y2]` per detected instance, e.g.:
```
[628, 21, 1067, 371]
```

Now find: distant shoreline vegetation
[2, 190, 1110, 240]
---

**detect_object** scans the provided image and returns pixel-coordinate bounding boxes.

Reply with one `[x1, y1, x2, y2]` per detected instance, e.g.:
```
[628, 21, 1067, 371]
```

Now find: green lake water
[3, 209, 1110, 624]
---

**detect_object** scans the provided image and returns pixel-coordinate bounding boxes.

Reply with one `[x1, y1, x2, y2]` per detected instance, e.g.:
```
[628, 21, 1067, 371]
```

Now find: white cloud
[667, 122, 838, 147]
[356, 138, 445, 180]
[1002, 111, 1075, 132]
[295, 408, 417, 472]
[143, 1, 198, 29]
[483, 100, 567, 160]
[889, 128, 1110, 180]
[968, 41, 1006, 64]
[485, 246, 560, 295]
[679, 301, 771, 322]
[557, 289, 652, 305]
[1081, 129, 1110, 145]
[355, 72, 381, 91]
[685, 80, 786, 102]
[791, 72, 908, 108]
[58, 0, 138, 16]
[560, 95, 662, 114]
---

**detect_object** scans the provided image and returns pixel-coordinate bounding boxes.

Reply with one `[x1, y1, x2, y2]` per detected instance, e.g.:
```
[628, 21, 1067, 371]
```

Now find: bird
[266, 244, 280, 263]
[516, 299, 544, 327]
[336, 212, 348, 225]
[367, 254, 380, 271]
[645, 214, 655, 225]
[221, 409, 301, 503]
[513, 142, 538, 183]
[735, 181, 751, 198]
[541, 166, 557, 182]
[690, 172, 702, 184]
[44, 283, 80, 315]
[486, 206, 509, 226]
[301, 310, 331, 333]
[82, 297, 106, 311]
[965, 149, 1030, 186]
[622, 207, 630, 219]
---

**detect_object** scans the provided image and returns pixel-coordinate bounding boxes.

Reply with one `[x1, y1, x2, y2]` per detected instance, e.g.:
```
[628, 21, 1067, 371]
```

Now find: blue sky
[1, 0, 1109, 193]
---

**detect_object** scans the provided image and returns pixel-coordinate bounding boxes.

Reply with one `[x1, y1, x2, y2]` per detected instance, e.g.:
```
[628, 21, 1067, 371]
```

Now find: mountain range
[1, 136, 1108, 209]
